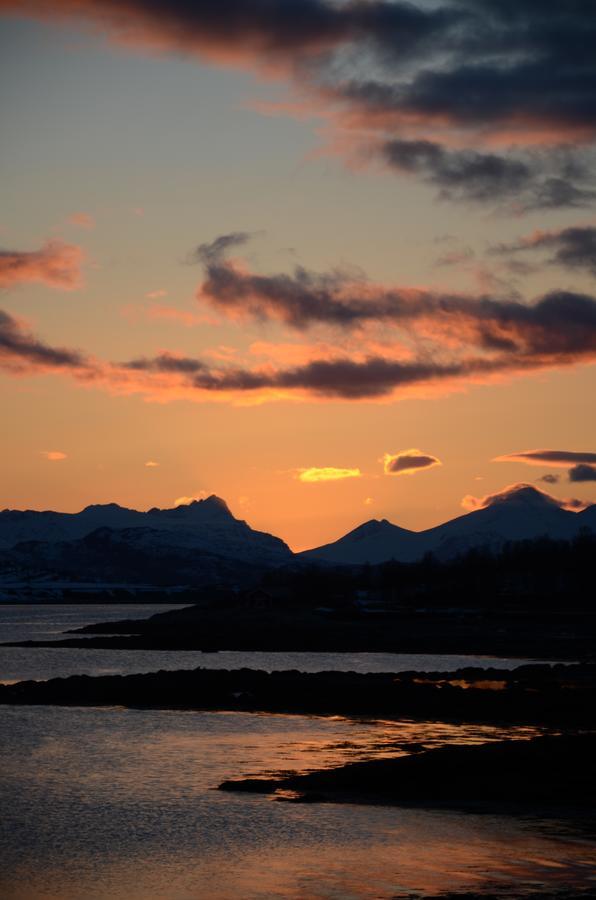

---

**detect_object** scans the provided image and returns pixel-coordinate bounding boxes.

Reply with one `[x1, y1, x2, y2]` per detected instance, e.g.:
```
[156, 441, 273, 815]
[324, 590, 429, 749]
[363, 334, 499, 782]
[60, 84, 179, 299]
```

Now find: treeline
[260, 531, 596, 612]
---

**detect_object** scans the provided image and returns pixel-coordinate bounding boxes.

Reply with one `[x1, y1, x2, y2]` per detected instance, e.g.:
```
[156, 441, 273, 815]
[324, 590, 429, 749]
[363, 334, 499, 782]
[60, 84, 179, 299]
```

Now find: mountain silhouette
[1, 486, 594, 585]
[0, 495, 291, 586]
[302, 485, 595, 564]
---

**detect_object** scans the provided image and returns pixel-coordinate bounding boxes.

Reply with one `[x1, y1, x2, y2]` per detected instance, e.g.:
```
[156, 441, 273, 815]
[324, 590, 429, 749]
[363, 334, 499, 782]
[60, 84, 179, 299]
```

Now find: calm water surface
[0, 604, 563, 683]
[0, 605, 591, 899]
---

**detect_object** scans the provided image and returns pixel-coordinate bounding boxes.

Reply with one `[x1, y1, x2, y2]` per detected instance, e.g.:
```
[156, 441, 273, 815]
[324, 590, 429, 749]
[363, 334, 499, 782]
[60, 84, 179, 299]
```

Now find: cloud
[5, 1, 596, 210]
[380, 139, 594, 209]
[191, 232, 253, 265]
[491, 226, 596, 276]
[145, 460, 159, 467]
[0, 308, 88, 373]
[568, 464, 596, 483]
[461, 482, 586, 513]
[40, 450, 67, 461]
[196, 237, 596, 361]
[116, 343, 591, 402]
[435, 246, 475, 268]
[174, 490, 209, 507]
[0, 240, 83, 290]
[125, 352, 208, 375]
[145, 289, 168, 299]
[67, 212, 94, 229]
[297, 467, 361, 483]
[0, 225, 595, 404]
[495, 449, 596, 467]
[538, 474, 559, 485]
[383, 449, 441, 476]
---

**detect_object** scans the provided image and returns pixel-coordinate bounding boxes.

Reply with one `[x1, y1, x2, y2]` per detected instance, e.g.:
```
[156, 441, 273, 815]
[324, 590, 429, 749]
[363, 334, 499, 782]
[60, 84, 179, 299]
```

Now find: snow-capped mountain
[0, 495, 291, 567]
[302, 485, 596, 564]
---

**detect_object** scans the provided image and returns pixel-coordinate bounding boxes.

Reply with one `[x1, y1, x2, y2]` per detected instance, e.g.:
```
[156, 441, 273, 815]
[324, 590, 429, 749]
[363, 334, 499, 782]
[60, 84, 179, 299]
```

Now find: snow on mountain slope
[425, 485, 580, 559]
[302, 485, 595, 564]
[0, 495, 291, 565]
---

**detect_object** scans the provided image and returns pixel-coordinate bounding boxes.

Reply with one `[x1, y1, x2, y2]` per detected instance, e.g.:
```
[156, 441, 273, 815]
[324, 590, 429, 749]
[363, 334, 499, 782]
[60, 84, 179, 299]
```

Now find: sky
[1, 1, 595, 550]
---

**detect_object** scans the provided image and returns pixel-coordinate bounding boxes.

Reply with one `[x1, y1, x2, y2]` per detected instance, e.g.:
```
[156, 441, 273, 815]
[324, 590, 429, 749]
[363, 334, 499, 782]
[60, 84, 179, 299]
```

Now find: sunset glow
[1, 0, 595, 552]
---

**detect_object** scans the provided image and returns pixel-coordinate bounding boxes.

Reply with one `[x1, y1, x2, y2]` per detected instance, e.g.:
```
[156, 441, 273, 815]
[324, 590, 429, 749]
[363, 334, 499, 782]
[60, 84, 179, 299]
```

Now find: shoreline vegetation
[4, 535, 595, 659]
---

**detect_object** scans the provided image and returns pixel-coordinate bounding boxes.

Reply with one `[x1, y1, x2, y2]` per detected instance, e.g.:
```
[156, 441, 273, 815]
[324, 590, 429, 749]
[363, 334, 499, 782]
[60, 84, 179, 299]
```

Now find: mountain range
[0, 485, 594, 590]
[302, 485, 596, 565]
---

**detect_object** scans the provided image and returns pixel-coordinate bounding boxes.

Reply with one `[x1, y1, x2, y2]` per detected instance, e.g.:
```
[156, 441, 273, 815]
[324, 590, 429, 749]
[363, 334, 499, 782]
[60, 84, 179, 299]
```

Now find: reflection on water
[0, 706, 594, 900]
[0, 606, 591, 899]
[0, 605, 563, 683]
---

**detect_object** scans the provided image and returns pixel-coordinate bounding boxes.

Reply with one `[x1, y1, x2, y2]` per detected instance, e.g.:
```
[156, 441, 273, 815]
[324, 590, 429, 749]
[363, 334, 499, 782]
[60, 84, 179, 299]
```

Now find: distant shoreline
[1, 663, 594, 728]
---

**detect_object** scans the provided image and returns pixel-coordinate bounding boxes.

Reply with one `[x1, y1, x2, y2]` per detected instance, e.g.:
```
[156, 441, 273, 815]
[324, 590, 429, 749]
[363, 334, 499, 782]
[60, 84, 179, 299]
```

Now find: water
[0, 604, 563, 684]
[0, 605, 592, 899]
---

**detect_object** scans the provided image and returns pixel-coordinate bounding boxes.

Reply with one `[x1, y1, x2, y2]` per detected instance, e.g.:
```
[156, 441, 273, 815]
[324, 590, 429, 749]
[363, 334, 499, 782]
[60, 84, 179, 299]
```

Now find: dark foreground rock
[219, 733, 596, 811]
[1, 663, 595, 727]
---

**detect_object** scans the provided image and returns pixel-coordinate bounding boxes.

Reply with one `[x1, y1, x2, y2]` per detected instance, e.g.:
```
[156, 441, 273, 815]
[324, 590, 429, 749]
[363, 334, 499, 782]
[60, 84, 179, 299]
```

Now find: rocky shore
[219, 733, 596, 811]
[1, 663, 595, 727]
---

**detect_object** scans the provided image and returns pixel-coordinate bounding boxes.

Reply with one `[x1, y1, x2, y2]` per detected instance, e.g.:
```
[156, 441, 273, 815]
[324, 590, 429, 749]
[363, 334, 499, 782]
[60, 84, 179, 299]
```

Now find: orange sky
[1, 4, 595, 550]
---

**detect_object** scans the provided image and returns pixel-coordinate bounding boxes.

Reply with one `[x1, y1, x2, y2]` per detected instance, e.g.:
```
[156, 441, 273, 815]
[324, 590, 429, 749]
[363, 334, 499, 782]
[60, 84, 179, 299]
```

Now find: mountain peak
[81, 502, 127, 513]
[170, 494, 233, 517]
[481, 484, 564, 511]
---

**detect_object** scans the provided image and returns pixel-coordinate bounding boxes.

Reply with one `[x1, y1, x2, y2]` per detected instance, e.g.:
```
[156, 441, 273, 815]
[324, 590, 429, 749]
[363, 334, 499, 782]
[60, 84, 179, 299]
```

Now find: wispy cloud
[495, 449, 596, 467]
[40, 450, 67, 461]
[67, 212, 95, 229]
[0, 240, 83, 290]
[297, 467, 361, 483]
[491, 226, 596, 277]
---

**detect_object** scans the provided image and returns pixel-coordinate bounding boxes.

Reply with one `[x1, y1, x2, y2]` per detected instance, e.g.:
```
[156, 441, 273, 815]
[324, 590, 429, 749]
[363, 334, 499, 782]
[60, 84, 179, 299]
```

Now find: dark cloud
[5, 1, 460, 65]
[496, 449, 596, 466]
[569, 464, 596, 483]
[492, 226, 596, 276]
[125, 353, 208, 374]
[538, 474, 560, 485]
[6, 1, 596, 209]
[0, 308, 87, 371]
[117, 350, 565, 400]
[190, 232, 253, 265]
[383, 450, 441, 475]
[120, 351, 501, 399]
[381, 139, 532, 204]
[196, 237, 596, 362]
[380, 140, 595, 208]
